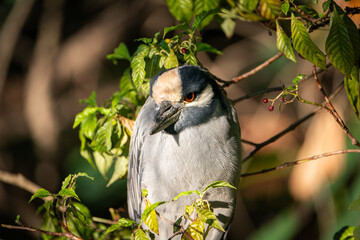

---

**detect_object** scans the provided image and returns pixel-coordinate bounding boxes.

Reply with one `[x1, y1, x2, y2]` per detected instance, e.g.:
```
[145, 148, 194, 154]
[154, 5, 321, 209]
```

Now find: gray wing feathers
[127, 97, 154, 222]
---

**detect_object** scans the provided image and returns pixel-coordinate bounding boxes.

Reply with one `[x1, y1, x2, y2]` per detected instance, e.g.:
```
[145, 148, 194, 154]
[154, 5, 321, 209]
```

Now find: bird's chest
[141, 121, 234, 203]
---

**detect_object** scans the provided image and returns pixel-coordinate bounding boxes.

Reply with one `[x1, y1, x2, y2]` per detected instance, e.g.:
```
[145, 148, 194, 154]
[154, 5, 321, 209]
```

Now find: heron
[127, 65, 241, 239]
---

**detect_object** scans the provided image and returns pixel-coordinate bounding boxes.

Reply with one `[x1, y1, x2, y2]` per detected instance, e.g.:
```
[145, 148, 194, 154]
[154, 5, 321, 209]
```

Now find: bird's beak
[150, 101, 184, 135]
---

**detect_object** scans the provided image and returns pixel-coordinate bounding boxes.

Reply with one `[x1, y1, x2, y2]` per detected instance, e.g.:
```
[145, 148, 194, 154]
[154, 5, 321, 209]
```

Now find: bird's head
[149, 65, 223, 135]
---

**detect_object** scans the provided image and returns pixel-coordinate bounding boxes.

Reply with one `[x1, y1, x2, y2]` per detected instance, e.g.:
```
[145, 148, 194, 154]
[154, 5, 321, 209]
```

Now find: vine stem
[223, 52, 283, 87]
[240, 149, 360, 177]
[312, 65, 360, 147]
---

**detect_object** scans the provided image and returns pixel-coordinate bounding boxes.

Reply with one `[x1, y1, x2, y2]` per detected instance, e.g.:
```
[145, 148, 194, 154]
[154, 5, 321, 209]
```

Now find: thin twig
[233, 62, 332, 104]
[241, 80, 345, 162]
[223, 52, 283, 87]
[233, 87, 283, 103]
[1, 223, 82, 240]
[156, 212, 194, 240]
[290, 1, 315, 24]
[240, 149, 360, 177]
[242, 111, 315, 163]
[312, 66, 360, 147]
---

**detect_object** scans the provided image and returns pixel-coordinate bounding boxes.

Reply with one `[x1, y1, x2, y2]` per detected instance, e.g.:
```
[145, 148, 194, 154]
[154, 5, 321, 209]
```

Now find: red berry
[181, 48, 187, 53]
[263, 98, 268, 103]
[281, 97, 285, 102]
[268, 105, 274, 111]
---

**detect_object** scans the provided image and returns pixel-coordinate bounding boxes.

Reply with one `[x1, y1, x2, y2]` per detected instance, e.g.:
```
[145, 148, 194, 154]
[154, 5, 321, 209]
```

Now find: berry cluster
[263, 96, 288, 111]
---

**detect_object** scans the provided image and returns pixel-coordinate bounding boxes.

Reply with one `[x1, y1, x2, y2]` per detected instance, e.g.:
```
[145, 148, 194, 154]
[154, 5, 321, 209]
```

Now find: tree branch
[312, 66, 360, 147]
[0, 169, 41, 194]
[1, 222, 82, 240]
[223, 52, 283, 87]
[241, 80, 345, 162]
[240, 149, 360, 177]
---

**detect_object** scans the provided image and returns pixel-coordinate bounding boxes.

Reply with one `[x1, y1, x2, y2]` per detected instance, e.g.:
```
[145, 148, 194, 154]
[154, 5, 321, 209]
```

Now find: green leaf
[106, 42, 131, 63]
[29, 188, 52, 202]
[220, 16, 236, 39]
[72, 202, 92, 223]
[40, 210, 60, 240]
[93, 151, 114, 179]
[106, 156, 129, 187]
[322, 0, 331, 12]
[57, 188, 80, 201]
[281, 2, 290, 15]
[73, 107, 98, 129]
[354, 226, 360, 240]
[163, 22, 190, 38]
[173, 216, 183, 233]
[79, 91, 97, 107]
[349, 198, 360, 211]
[165, 0, 193, 23]
[195, 42, 222, 55]
[81, 112, 97, 139]
[258, 0, 282, 20]
[131, 46, 149, 90]
[276, 21, 296, 62]
[142, 189, 148, 197]
[91, 119, 113, 152]
[184, 52, 198, 65]
[106, 218, 136, 233]
[144, 200, 159, 234]
[173, 190, 201, 201]
[133, 229, 150, 240]
[15, 215, 20, 224]
[201, 180, 236, 195]
[194, 0, 221, 14]
[140, 201, 165, 223]
[345, 67, 360, 119]
[325, 8, 355, 76]
[239, 0, 259, 12]
[164, 49, 179, 69]
[61, 174, 72, 190]
[182, 219, 204, 240]
[193, 0, 221, 29]
[192, 9, 221, 32]
[342, 10, 360, 64]
[291, 13, 326, 70]
[292, 74, 307, 86]
[334, 226, 355, 240]
[75, 172, 93, 180]
[197, 208, 216, 221]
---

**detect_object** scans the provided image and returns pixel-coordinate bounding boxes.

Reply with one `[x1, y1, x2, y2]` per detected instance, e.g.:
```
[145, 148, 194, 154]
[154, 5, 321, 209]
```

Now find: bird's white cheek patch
[186, 84, 214, 107]
[152, 68, 182, 104]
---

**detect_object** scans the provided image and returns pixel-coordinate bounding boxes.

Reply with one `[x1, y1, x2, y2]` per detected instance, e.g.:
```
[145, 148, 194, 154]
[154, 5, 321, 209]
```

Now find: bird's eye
[184, 92, 195, 102]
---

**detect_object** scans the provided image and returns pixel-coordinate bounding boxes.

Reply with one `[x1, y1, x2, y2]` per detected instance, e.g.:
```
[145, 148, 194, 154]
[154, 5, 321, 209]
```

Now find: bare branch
[241, 80, 345, 162]
[312, 66, 360, 147]
[240, 149, 360, 177]
[0, 169, 41, 194]
[1, 223, 82, 240]
[223, 52, 283, 87]
[233, 87, 283, 103]
[241, 111, 315, 163]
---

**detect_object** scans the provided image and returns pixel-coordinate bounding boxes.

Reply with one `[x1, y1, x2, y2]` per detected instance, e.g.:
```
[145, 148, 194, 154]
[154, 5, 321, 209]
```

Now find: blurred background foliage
[0, 0, 360, 239]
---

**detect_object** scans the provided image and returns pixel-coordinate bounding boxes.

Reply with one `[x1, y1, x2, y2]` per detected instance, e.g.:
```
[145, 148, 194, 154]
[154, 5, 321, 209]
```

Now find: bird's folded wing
[127, 97, 155, 222]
